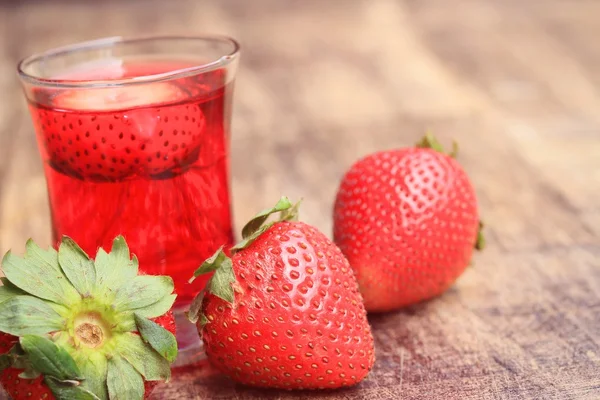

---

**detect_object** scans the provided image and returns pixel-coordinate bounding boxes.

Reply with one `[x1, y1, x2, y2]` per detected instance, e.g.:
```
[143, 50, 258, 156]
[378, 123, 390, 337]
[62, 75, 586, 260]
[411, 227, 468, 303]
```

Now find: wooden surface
[1, 0, 599, 399]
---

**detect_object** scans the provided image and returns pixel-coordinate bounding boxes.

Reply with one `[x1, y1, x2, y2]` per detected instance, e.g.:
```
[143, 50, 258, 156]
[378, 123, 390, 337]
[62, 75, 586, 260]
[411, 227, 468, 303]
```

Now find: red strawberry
[0, 236, 178, 399]
[31, 84, 206, 181]
[188, 197, 375, 390]
[333, 134, 484, 312]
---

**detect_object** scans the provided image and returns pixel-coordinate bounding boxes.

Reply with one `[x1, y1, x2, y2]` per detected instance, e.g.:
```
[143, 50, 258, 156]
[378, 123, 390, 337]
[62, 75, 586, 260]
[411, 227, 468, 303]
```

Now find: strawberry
[333, 134, 485, 312]
[188, 197, 375, 390]
[0, 236, 178, 399]
[32, 84, 206, 181]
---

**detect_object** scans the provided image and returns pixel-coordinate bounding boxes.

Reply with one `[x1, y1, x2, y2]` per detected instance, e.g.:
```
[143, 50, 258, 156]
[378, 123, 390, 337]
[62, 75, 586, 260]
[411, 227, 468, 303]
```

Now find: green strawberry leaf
[58, 237, 97, 297]
[134, 314, 178, 363]
[113, 276, 174, 312]
[416, 132, 445, 153]
[208, 258, 236, 303]
[0, 278, 26, 304]
[231, 214, 297, 254]
[107, 356, 144, 400]
[189, 247, 228, 282]
[199, 313, 209, 328]
[118, 294, 177, 332]
[45, 376, 102, 400]
[475, 221, 486, 250]
[4, 345, 41, 379]
[0, 345, 38, 377]
[20, 335, 83, 381]
[94, 236, 138, 296]
[113, 333, 170, 381]
[240, 196, 292, 239]
[0, 296, 64, 335]
[234, 224, 291, 253]
[78, 352, 108, 400]
[449, 141, 459, 158]
[280, 199, 302, 222]
[7, 344, 28, 368]
[1, 241, 80, 306]
[186, 290, 205, 324]
[231, 224, 273, 253]
[18, 367, 41, 379]
[130, 294, 176, 320]
[231, 196, 302, 253]
[191, 248, 236, 304]
[415, 132, 459, 158]
[0, 354, 10, 373]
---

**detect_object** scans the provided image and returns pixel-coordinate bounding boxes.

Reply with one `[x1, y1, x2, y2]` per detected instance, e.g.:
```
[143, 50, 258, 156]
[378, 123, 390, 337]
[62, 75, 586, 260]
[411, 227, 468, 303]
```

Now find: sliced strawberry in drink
[36, 83, 206, 181]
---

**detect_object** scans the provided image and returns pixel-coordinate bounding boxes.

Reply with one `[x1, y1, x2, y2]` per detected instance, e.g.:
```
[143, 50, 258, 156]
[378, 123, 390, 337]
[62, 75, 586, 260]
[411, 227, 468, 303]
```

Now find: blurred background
[1, 0, 599, 252]
[0, 0, 599, 399]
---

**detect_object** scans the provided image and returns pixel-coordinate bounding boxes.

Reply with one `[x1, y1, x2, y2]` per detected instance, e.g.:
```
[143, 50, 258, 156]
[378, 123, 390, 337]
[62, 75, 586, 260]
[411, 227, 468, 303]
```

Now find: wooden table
[1, 0, 599, 399]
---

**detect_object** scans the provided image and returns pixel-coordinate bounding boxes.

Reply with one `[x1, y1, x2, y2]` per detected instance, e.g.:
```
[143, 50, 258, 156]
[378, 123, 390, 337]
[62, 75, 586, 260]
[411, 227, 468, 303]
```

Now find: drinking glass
[18, 36, 240, 365]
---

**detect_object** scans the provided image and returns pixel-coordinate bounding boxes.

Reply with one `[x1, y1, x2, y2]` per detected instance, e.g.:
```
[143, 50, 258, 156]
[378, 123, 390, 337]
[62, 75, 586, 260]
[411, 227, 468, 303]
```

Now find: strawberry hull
[0, 236, 179, 400]
[0, 312, 175, 400]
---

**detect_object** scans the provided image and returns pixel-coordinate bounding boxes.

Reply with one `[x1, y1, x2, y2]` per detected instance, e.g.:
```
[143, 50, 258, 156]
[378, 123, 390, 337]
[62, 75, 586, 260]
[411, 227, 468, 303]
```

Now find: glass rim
[17, 35, 240, 89]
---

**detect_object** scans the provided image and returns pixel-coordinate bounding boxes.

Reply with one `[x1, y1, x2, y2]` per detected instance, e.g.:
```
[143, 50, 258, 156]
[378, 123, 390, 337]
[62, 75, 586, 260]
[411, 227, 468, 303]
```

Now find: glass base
[172, 304, 206, 368]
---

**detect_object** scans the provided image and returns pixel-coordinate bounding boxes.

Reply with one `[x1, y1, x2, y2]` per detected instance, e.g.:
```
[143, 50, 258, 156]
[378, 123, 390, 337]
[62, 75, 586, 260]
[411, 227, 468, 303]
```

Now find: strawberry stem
[73, 312, 111, 349]
[416, 132, 459, 158]
[475, 221, 486, 251]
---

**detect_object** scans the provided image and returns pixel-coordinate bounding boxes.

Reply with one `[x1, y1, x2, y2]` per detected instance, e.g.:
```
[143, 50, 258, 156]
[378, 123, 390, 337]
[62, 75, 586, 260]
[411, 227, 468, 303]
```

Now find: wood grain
[0, 0, 599, 399]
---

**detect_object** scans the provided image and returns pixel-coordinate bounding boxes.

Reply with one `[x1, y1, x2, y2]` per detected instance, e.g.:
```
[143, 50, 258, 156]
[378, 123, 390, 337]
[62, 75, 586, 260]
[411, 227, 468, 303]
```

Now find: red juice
[27, 62, 234, 305]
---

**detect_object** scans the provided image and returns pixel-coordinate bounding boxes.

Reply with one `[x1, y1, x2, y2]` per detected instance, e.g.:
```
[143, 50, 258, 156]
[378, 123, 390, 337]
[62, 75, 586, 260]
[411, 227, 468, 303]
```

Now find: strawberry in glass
[18, 37, 240, 362]
[27, 63, 234, 305]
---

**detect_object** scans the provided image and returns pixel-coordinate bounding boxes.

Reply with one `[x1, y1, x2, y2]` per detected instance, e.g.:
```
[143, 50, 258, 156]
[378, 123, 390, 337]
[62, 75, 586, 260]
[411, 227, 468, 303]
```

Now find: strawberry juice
[27, 62, 234, 306]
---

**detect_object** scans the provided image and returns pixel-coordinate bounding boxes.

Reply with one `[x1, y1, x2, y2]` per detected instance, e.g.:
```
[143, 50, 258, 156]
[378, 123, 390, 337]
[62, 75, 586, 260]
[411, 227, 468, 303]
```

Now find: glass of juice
[17, 36, 239, 365]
